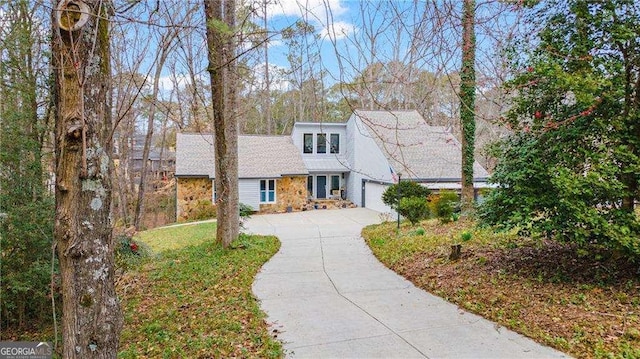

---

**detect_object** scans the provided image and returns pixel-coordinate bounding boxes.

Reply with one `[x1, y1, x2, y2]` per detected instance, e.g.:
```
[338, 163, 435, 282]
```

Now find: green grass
[136, 222, 218, 252]
[118, 224, 283, 358]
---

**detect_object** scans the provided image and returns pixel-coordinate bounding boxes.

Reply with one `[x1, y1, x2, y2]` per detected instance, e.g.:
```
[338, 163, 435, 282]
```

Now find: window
[330, 134, 340, 154]
[331, 175, 340, 191]
[303, 133, 313, 153]
[212, 181, 217, 202]
[307, 176, 313, 197]
[260, 179, 276, 203]
[317, 133, 326, 153]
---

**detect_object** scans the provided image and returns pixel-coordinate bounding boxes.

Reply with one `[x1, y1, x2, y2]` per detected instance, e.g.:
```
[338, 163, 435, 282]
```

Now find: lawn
[117, 223, 283, 358]
[363, 219, 640, 359]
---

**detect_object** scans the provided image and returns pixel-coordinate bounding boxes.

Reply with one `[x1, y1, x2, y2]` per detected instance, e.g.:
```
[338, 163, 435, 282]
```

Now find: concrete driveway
[248, 208, 569, 358]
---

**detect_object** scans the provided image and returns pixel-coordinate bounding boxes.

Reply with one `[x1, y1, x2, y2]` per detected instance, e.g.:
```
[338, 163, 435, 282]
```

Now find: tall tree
[52, 1, 122, 356]
[0, 0, 53, 330]
[204, 0, 240, 248]
[459, 0, 476, 212]
[480, 0, 640, 257]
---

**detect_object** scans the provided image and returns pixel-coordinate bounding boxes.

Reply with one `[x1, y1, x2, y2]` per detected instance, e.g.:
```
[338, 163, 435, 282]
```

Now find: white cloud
[266, 0, 348, 21]
[320, 20, 355, 40]
[157, 74, 191, 92]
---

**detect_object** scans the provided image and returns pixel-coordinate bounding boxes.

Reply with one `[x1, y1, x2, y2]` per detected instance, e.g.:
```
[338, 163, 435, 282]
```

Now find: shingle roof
[175, 133, 308, 178]
[302, 156, 351, 172]
[354, 110, 489, 180]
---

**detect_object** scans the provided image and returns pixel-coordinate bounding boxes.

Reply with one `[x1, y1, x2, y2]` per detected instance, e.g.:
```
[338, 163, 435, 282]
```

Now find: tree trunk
[134, 37, 174, 230]
[460, 0, 476, 214]
[52, 1, 122, 357]
[204, 0, 240, 248]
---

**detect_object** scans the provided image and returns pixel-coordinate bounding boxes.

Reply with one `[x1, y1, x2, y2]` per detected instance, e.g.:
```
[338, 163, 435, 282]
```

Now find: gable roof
[175, 133, 308, 178]
[353, 110, 489, 180]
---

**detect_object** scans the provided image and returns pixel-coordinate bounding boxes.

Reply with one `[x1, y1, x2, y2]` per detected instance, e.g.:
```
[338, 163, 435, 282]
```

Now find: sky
[147, 0, 518, 95]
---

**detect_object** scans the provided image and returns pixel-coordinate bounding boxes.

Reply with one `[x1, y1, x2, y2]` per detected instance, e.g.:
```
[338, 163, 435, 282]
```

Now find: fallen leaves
[364, 220, 640, 359]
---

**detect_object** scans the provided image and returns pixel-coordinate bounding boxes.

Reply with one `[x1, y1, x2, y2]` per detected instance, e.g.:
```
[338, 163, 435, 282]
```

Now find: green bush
[190, 199, 217, 221]
[382, 181, 431, 209]
[398, 197, 430, 225]
[239, 203, 254, 229]
[436, 190, 460, 223]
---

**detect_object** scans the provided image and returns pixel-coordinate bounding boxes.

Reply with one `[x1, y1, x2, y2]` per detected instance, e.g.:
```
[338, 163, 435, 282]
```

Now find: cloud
[157, 74, 191, 92]
[320, 20, 355, 40]
[266, 0, 348, 21]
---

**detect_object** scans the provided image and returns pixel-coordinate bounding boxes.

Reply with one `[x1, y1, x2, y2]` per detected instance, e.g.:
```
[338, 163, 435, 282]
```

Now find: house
[174, 134, 308, 220]
[344, 110, 490, 214]
[175, 110, 490, 220]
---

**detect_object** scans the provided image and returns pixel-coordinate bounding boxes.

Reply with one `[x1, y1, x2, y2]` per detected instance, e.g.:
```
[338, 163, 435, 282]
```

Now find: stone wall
[176, 177, 213, 221]
[260, 176, 308, 213]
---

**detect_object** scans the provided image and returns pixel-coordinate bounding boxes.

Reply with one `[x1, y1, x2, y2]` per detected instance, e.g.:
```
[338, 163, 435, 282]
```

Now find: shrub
[190, 199, 217, 221]
[239, 203, 254, 229]
[435, 190, 460, 223]
[382, 181, 431, 210]
[398, 197, 430, 225]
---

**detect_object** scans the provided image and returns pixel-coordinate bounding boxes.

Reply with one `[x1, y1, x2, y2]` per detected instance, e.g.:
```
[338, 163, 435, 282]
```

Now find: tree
[204, 0, 240, 248]
[0, 0, 54, 330]
[382, 181, 431, 210]
[52, 0, 122, 356]
[459, 0, 476, 213]
[480, 0, 640, 257]
[133, 3, 185, 231]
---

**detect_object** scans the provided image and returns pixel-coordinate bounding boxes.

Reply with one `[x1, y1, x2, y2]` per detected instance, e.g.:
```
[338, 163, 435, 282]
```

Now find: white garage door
[363, 181, 395, 215]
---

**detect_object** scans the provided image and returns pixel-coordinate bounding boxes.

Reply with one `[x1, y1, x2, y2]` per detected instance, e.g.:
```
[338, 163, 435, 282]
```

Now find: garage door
[363, 181, 395, 215]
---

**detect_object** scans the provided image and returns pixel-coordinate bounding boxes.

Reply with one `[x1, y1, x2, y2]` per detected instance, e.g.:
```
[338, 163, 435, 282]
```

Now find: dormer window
[330, 134, 340, 154]
[303, 133, 313, 153]
[317, 133, 326, 153]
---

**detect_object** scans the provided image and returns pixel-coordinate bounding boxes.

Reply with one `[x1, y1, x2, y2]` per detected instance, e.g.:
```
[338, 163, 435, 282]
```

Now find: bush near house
[398, 197, 430, 225]
[382, 181, 431, 210]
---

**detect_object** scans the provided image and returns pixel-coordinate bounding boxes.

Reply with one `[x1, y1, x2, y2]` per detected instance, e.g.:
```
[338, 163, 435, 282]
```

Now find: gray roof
[175, 133, 308, 178]
[354, 110, 490, 180]
[303, 156, 351, 172]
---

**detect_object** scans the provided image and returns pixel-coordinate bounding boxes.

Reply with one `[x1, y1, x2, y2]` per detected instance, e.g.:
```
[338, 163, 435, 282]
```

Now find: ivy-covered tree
[480, 0, 640, 257]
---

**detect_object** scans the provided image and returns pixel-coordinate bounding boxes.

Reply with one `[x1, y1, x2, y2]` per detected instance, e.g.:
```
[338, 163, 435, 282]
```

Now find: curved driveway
[249, 208, 569, 358]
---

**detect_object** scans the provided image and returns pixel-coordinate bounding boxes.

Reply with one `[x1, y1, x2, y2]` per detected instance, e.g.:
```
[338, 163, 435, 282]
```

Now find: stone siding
[176, 177, 213, 221]
[260, 176, 307, 213]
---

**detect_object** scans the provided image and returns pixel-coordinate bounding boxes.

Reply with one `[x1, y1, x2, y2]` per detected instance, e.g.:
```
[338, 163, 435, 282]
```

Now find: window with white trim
[260, 179, 276, 203]
[330, 133, 340, 153]
[317, 133, 326, 153]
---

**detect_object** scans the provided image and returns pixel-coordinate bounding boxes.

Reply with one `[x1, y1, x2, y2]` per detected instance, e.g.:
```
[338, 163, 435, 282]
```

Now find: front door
[317, 175, 327, 199]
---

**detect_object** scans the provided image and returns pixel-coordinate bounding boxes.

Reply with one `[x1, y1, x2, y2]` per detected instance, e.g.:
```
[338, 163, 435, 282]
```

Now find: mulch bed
[393, 239, 640, 358]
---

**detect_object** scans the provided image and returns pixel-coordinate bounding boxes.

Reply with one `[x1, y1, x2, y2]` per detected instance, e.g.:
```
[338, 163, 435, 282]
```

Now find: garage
[362, 181, 395, 215]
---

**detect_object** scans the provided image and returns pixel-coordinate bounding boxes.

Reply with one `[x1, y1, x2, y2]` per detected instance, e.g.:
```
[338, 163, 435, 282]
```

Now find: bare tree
[52, 0, 122, 357]
[204, 0, 240, 248]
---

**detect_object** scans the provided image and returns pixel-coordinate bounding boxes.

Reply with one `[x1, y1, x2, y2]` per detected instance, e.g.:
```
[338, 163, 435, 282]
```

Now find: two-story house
[290, 122, 349, 200]
[174, 110, 490, 220]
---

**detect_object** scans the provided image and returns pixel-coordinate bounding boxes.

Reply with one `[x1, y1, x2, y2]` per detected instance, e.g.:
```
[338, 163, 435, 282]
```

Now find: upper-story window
[317, 133, 326, 154]
[330, 134, 340, 154]
[303, 133, 313, 153]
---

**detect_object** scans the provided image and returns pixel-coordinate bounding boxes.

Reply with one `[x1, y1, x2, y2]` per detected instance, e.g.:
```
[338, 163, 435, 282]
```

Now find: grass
[363, 219, 640, 359]
[117, 223, 283, 358]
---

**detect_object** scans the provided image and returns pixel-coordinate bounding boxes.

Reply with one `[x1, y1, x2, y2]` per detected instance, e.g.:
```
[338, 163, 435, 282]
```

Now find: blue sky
[149, 0, 518, 94]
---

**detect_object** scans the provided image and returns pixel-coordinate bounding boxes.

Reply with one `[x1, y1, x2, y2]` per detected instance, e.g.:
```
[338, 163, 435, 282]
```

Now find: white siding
[345, 115, 395, 207]
[364, 181, 396, 216]
[292, 123, 347, 157]
[239, 179, 260, 211]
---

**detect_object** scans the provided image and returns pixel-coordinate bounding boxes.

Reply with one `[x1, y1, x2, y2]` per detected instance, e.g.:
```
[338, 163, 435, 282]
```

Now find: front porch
[301, 198, 356, 211]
